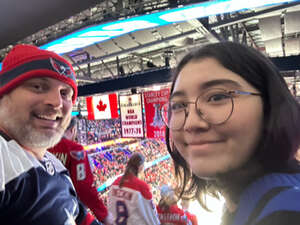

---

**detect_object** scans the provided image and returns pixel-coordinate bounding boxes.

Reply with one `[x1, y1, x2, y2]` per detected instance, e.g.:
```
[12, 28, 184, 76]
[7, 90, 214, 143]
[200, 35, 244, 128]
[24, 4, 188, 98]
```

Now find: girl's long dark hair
[166, 41, 300, 210]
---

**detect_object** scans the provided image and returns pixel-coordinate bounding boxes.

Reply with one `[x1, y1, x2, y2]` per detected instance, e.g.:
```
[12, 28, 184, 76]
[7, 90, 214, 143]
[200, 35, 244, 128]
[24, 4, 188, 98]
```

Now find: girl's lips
[185, 140, 224, 155]
[186, 140, 224, 146]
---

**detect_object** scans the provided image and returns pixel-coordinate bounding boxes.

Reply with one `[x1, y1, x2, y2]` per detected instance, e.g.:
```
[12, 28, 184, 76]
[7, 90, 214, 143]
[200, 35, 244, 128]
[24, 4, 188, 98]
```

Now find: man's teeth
[37, 115, 59, 121]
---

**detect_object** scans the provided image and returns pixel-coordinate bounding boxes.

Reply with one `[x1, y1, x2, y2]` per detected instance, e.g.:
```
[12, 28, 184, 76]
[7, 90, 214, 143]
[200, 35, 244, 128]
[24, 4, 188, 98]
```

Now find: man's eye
[61, 90, 72, 100]
[30, 83, 44, 91]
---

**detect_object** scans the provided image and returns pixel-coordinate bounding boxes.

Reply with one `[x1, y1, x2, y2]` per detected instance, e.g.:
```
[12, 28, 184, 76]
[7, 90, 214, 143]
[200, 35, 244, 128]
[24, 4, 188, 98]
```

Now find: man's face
[0, 77, 74, 159]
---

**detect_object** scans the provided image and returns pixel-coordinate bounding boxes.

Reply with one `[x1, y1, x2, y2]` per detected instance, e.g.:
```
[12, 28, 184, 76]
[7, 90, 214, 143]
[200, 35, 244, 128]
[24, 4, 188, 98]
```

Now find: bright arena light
[190, 195, 225, 225]
[39, 0, 296, 55]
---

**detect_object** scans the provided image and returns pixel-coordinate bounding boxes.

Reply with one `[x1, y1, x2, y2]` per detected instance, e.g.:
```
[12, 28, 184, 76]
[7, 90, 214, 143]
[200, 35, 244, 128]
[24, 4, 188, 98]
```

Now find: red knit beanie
[0, 44, 77, 103]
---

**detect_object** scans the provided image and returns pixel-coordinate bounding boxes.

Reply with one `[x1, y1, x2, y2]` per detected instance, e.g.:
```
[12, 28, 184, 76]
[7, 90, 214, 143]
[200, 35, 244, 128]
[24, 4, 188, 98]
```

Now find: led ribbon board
[0, 0, 298, 70]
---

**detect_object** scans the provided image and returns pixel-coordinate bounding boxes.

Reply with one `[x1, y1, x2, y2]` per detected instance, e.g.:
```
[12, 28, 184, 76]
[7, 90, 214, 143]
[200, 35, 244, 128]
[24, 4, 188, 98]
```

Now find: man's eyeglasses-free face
[161, 88, 261, 131]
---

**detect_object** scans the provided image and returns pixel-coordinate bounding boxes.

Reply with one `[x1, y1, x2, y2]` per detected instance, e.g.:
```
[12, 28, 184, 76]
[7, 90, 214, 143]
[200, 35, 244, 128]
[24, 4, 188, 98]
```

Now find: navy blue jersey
[0, 134, 90, 225]
[231, 173, 300, 225]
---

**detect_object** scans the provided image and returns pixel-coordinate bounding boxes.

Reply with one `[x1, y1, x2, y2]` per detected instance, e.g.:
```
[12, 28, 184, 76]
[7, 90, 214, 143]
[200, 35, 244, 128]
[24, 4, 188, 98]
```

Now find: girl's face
[171, 57, 264, 178]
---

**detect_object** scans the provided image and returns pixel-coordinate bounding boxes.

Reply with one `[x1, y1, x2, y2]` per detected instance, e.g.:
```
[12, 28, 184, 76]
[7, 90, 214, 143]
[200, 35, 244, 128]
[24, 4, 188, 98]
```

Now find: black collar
[0, 129, 12, 141]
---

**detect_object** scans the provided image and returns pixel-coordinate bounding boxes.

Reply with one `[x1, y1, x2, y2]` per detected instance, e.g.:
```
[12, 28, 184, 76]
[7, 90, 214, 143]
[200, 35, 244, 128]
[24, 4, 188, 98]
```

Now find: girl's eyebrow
[170, 90, 185, 100]
[170, 79, 242, 100]
[200, 79, 243, 90]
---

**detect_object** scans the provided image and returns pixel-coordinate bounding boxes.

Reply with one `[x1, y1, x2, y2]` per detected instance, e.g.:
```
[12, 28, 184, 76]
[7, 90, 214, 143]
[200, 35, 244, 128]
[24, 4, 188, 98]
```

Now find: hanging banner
[86, 93, 119, 120]
[143, 88, 170, 138]
[119, 94, 144, 138]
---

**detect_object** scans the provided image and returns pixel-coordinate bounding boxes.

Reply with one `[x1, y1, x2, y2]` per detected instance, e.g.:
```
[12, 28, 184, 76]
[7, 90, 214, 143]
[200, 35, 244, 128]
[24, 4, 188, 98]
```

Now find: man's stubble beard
[0, 104, 69, 150]
[18, 122, 65, 149]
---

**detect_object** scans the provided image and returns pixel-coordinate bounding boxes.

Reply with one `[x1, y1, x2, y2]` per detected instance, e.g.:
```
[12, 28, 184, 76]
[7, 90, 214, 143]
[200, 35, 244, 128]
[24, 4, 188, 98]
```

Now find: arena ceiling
[1, 0, 300, 93]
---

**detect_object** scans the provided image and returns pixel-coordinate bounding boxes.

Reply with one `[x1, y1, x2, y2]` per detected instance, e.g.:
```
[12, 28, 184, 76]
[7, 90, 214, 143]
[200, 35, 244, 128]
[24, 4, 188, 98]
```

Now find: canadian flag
[86, 93, 119, 120]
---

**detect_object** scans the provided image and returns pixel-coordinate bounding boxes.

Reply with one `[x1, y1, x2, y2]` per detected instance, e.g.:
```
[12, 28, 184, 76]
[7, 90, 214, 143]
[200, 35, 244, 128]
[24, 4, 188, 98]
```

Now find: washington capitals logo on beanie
[50, 57, 73, 78]
[0, 44, 78, 103]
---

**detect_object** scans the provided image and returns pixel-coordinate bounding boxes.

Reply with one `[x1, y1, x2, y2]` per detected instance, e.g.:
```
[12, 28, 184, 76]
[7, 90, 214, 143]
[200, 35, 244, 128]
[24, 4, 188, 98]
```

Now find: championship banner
[143, 88, 170, 138]
[119, 94, 144, 138]
[86, 93, 118, 120]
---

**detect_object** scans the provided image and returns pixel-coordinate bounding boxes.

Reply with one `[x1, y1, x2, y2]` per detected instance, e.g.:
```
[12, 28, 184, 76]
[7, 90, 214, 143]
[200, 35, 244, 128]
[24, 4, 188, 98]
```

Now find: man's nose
[44, 89, 63, 109]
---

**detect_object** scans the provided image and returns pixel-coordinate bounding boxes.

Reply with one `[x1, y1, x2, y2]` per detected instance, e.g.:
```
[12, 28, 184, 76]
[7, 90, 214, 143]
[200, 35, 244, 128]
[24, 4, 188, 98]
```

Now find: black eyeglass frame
[161, 89, 261, 131]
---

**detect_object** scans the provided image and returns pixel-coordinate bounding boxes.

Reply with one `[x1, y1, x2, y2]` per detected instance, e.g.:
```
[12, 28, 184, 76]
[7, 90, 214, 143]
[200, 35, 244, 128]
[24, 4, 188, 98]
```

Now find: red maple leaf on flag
[96, 99, 107, 111]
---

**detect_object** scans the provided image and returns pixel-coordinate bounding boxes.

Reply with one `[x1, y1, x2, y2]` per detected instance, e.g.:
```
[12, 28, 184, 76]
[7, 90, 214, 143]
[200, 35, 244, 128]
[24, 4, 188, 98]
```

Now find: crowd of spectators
[88, 138, 170, 187]
[140, 138, 167, 162]
[144, 159, 175, 204]
[75, 117, 175, 207]
[91, 148, 130, 187]
[77, 118, 121, 145]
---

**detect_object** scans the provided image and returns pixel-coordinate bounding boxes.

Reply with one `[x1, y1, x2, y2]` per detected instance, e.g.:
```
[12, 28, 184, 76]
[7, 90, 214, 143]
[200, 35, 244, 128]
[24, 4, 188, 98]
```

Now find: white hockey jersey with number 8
[108, 174, 160, 225]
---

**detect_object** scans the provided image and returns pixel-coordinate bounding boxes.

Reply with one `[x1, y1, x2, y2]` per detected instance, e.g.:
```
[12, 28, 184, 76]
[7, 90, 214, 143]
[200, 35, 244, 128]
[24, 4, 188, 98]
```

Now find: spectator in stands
[0, 44, 102, 224]
[77, 118, 121, 145]
[108, 152, 160, 225]
[180, 199, 198, 225]
[156, 185, 189, 225]
[163, 42, 300, 225]
[89, 137, 173, 196]
[49, 117, 112, 225]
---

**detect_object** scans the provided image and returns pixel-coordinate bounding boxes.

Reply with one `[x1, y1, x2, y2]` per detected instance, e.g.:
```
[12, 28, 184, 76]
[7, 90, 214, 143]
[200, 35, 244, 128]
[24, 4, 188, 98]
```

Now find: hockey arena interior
[1, 0, 300, 224]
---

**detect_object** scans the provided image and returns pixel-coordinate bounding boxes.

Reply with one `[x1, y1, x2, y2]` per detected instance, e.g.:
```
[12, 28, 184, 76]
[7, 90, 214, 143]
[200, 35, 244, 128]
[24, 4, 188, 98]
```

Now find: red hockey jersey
[184, 210, 198, 225]
[157, 204, 191, 225]
[48, 138, 108, 222]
